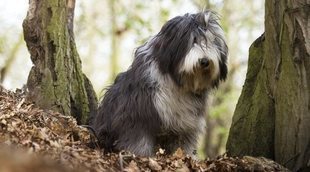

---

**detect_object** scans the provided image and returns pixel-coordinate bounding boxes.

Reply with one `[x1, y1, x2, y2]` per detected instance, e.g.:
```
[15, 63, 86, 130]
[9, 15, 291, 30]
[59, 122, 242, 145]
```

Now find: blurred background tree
[0, 0, 264, 158]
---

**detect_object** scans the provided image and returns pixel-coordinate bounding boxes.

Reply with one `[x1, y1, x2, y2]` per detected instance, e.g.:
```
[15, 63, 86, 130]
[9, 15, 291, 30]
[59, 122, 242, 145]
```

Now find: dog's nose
[199, 58, 210, 68]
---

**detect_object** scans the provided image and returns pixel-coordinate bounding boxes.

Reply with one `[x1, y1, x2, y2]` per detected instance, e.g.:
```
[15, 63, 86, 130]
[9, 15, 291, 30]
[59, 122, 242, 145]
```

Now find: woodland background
[0, 0, 264, 159]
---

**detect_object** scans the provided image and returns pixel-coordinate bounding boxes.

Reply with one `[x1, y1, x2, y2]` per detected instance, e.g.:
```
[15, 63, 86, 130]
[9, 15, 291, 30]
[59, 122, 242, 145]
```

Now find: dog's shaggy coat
[91, 10, 228, 156]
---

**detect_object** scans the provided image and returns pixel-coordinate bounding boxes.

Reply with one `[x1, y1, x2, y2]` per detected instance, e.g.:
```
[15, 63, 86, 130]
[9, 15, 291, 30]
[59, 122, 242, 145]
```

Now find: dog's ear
[219, 48, 228, 81]
[152, 16, 194, 79]
[206, 11, 228, 82]
[216, 38, 228, 82]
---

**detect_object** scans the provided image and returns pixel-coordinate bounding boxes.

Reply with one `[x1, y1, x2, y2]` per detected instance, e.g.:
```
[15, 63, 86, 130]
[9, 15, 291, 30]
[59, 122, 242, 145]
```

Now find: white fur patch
[179, 44, 206, 73]
[204, 12, 211, 24]
[179, 41, 221, 80]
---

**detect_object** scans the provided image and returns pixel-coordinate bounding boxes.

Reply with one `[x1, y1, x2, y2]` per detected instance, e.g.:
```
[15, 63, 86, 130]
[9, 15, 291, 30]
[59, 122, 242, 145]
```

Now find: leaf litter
[0, 86, 289, 172]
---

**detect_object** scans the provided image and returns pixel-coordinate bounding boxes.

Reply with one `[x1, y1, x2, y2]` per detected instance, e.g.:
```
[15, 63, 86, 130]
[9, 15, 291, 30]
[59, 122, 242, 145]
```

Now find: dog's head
[150, 11, 228, 94]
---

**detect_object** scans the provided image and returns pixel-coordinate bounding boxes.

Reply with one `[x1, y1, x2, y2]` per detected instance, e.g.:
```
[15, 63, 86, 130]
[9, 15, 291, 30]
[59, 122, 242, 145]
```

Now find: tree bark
[23, 0, 98, 124]
[227, 0, 310, 171]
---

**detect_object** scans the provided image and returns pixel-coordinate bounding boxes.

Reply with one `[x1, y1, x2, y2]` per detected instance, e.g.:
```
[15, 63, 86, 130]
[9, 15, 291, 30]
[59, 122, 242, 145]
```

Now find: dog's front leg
[161, 132, 199, 158]
[117, 130, 155, 157]
[179, 133, 199, 158]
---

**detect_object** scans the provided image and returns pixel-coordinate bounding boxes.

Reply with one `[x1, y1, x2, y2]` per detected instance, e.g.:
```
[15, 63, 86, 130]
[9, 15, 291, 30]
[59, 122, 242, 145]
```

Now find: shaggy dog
[91, 10, 228, 157]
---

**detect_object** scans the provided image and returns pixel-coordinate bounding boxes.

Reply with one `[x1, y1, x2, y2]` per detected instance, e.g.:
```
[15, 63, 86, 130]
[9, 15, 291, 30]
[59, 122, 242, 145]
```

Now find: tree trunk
[227, 0, 310, 171]
[23, 0, 98, 124]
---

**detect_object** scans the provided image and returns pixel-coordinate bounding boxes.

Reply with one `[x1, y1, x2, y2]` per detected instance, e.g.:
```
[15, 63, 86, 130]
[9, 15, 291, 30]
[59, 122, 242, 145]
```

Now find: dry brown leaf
[124, 160, 140, 172]
[173, 148, 184, 159]
[148, 158, 162, 171]
[176, 164, 190, 172]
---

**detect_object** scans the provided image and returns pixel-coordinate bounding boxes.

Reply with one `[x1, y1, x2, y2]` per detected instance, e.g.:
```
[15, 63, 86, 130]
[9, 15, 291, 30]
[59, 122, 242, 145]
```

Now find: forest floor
[0, 86, 289, 172]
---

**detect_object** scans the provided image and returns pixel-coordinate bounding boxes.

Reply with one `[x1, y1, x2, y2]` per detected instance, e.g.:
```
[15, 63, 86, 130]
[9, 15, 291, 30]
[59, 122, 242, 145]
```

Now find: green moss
[40, 68, 57, 109]
[273, 20, 300, 168]
[227, 33, 275, 159]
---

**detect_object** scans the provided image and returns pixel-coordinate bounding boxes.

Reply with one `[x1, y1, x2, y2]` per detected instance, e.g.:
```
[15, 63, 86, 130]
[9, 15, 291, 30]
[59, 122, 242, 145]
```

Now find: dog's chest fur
[150, 63, 207, 134]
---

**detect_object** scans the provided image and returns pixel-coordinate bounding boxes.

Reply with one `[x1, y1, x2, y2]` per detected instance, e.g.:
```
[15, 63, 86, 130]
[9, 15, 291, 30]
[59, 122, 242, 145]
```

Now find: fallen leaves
[0, 86, 290, 172]
[148, 158, 162, 171]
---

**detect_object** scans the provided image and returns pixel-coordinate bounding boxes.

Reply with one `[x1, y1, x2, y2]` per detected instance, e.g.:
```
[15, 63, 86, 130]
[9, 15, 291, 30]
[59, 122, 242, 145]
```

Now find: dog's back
[92, 67, 162, 155]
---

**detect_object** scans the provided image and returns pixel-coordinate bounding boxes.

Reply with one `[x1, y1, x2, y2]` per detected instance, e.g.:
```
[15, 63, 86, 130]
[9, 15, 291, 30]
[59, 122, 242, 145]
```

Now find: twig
[119, 151, 134, 171]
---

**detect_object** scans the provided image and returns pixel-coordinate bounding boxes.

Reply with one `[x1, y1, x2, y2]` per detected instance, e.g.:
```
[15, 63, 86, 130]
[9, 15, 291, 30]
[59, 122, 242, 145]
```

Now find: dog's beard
[178, 43, 221, 94]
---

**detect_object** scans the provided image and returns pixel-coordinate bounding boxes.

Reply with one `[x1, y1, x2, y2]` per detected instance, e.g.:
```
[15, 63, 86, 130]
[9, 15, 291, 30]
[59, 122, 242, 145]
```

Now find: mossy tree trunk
[23, 0, 98, 124]
[227, 0, 310, 171]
